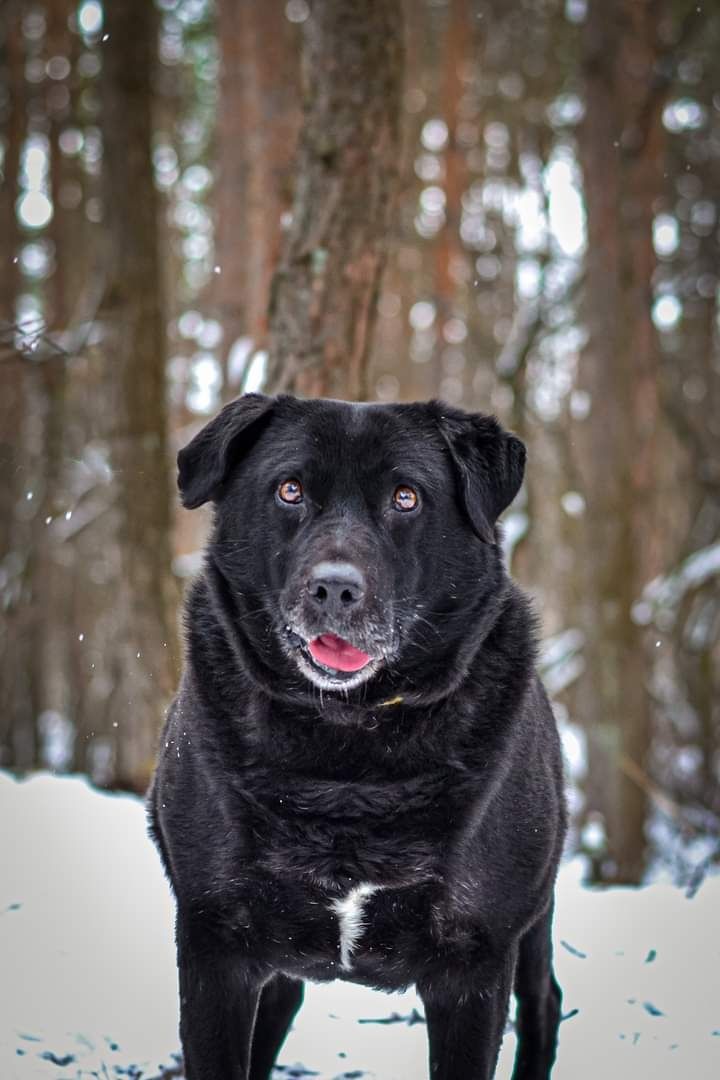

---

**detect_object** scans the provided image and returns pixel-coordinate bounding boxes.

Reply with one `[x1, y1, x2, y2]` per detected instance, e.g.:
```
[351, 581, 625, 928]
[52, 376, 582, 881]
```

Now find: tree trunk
[99, 0, 179, 792]
[574, 0, 666, 883]
[214, 0, 300, 394]
[434, 0, 470, 323]
[662, 223, 720, 817]
[0, 2, 23, 328]
[0, 1, 33, 766]
[265, 0, 404, 400]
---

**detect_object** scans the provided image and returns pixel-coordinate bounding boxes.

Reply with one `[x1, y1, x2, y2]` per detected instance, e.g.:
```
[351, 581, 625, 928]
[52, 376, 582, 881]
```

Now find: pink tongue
[308, 633, 372, 673]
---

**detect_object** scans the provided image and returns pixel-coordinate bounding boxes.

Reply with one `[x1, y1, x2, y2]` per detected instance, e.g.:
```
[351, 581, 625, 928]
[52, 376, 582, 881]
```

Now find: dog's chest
[270, 876, 427, 986]
[224, 790, 451, 983]
[329, 881, 384, 971]
[224, 762, 469, 983]
[238, 763, 457, 888]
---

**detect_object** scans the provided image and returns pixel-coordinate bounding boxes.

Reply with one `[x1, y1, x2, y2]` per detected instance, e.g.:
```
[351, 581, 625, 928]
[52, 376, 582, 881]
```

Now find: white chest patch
[330, 882, 383, 971]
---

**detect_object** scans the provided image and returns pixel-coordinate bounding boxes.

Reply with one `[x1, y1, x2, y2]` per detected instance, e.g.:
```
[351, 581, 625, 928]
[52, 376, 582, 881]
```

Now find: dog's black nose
[307, 561, 366, 613]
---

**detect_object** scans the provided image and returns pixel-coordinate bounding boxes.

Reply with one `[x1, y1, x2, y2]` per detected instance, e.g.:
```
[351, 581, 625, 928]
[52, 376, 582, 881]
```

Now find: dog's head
[178, 394, 525, 703]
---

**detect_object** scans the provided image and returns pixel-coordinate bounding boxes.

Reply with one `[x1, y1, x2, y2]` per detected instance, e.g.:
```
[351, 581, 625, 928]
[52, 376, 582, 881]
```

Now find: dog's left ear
[177, 393, 275, 509]
[433, 405, 526, 543]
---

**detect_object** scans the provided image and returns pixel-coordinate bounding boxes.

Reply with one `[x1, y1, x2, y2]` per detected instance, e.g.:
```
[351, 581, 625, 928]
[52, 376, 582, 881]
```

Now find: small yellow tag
[377, 695, 404, 708]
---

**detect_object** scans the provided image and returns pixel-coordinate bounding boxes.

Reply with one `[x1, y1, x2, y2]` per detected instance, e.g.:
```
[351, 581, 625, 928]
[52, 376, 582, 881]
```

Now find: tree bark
[574, 0, 666, 883]
[214, 0, 300, 393]
[434, 0, 470, 321]
[0, 2, 23, 328]
[662, 224, 720, 816]
[0, 0, 24, 540]
[99, 0, 179, 792]
[0, 1, 34, 766]
[265, 0, 404, 400]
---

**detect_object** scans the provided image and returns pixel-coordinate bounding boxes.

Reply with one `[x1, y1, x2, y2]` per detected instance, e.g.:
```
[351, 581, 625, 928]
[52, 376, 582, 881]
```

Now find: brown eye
[392, 485, 419, 512]
[278, 478, 303, 504]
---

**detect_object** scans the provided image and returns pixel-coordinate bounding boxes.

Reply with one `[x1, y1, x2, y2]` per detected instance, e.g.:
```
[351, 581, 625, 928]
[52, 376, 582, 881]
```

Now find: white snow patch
[639, 542, 720, 625]
[0, 772, 718, 1079]
[0, 771, 178, 1078]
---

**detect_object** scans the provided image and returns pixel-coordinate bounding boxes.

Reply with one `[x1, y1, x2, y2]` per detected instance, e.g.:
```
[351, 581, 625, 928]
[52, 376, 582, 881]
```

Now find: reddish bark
[575, 0, 667, 883]
[214, 0, 300, 390]
[435, 0, 470, 319]
[99, 0, 179, 791]
[265, 0, 404, 400]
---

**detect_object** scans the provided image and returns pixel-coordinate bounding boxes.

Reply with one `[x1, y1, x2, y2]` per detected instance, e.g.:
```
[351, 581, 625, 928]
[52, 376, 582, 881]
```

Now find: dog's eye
[392, 485, 419, 512]
[278, 478, 303, 504]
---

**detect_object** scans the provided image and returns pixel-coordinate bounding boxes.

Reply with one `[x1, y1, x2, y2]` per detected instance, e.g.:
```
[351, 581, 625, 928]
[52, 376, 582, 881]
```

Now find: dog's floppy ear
[177, 393, 275, 509]
[433, 404, 526, 543]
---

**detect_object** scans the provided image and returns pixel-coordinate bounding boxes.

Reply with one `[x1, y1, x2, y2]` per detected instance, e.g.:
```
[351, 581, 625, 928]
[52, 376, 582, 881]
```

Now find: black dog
[148, 393, 566, 1080]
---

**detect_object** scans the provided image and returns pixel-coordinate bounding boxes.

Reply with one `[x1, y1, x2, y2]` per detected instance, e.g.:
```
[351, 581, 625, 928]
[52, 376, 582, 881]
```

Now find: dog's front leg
[176, 910, 264, 1080]
[419, 952, 515, 1080]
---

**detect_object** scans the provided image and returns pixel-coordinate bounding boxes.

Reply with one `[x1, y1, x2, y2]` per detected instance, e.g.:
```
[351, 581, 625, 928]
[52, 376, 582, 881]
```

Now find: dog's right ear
[432, 403, 526, 544]
[177, 393, 275, 509]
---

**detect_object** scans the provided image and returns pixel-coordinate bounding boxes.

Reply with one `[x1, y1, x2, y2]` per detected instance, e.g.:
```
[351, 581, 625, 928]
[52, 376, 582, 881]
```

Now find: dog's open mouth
[285, 626, 379, 687]
[306, 633, 372, 674]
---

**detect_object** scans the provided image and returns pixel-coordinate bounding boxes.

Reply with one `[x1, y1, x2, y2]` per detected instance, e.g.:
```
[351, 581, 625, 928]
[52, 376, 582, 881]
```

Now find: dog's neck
[188, 564, 536, 727]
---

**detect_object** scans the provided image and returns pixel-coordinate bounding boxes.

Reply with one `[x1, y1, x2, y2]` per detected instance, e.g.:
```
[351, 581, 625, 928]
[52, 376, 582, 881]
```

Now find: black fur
[148, 394, 566, 1079]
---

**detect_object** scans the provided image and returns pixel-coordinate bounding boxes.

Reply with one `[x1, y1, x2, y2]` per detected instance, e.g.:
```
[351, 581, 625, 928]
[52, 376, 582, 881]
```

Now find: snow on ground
[1, 770, 718, 1080]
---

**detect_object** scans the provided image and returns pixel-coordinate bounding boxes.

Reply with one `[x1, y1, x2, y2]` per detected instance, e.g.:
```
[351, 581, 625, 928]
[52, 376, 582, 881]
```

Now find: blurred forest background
[0, 0, 718, 889]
